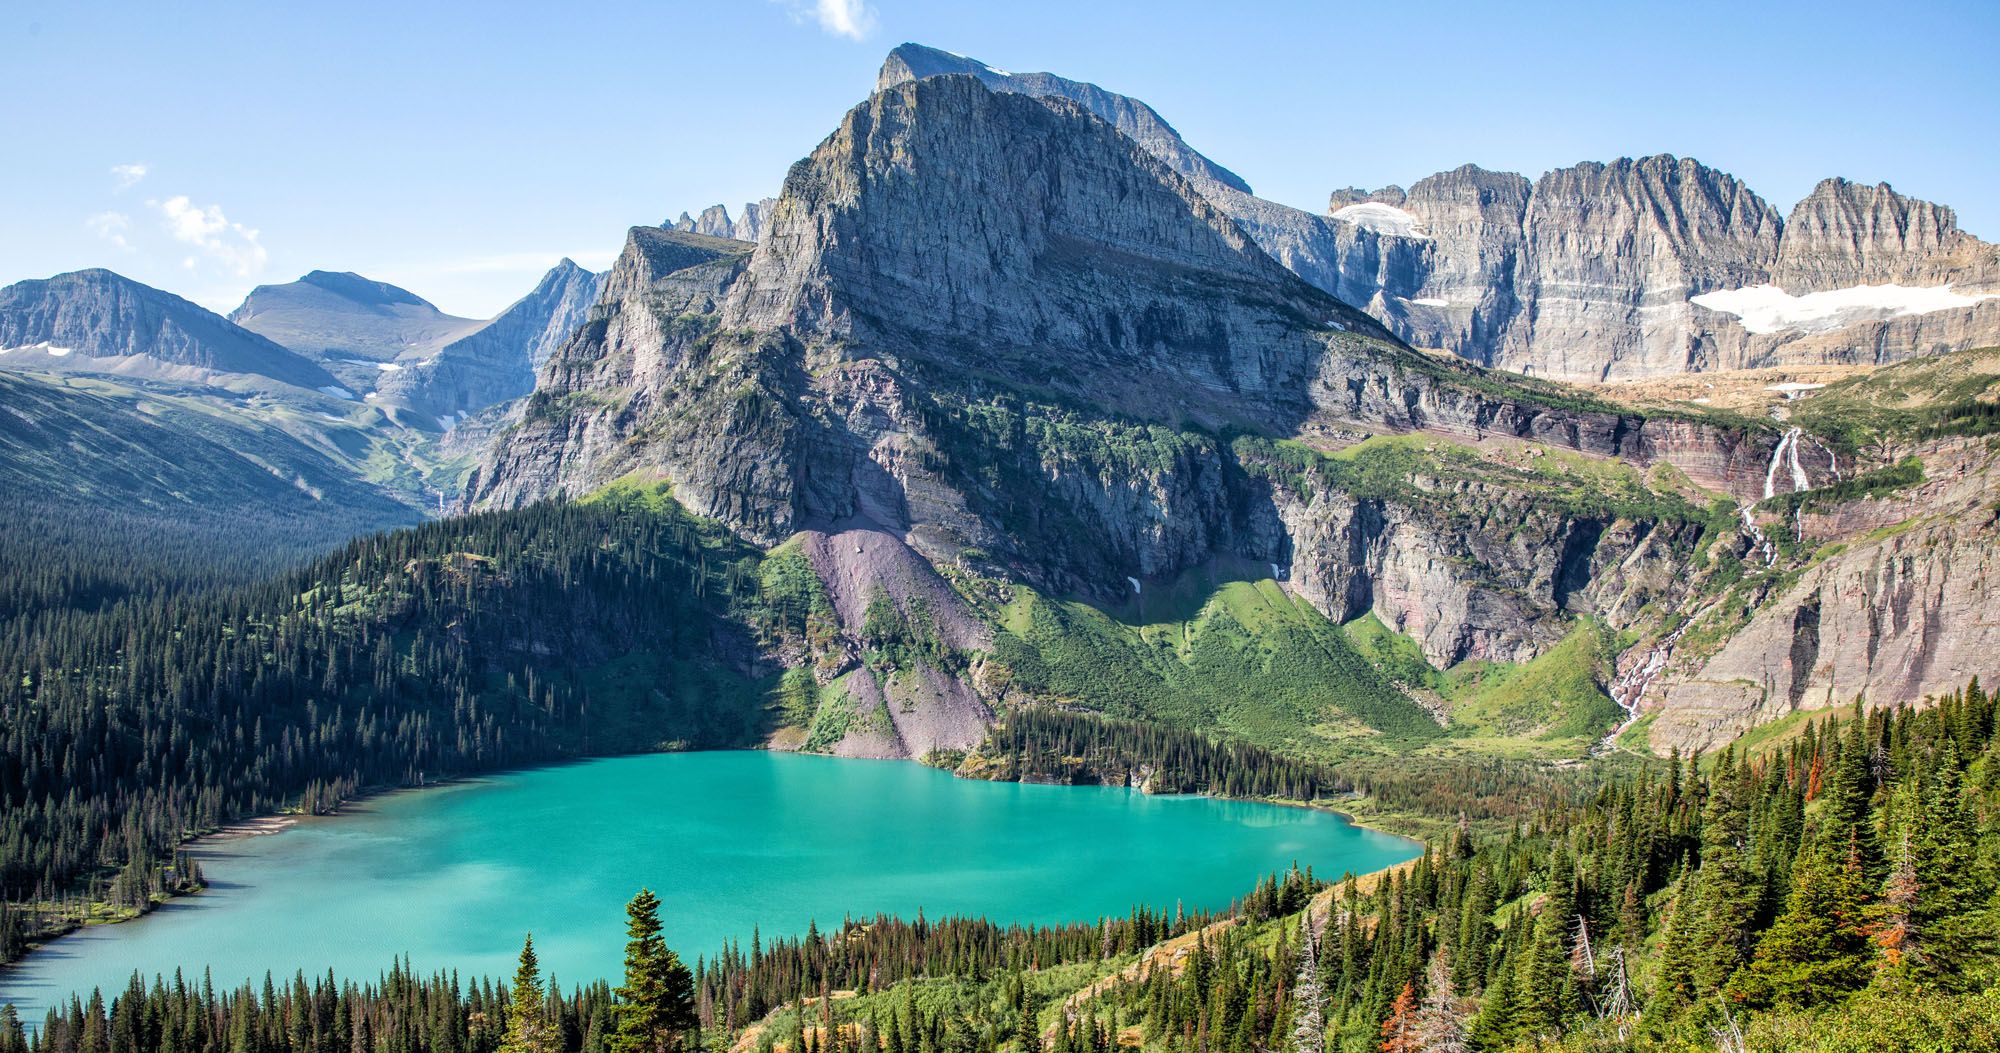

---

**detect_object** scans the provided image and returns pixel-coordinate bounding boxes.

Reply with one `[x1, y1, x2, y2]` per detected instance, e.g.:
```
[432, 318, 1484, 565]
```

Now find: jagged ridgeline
[465, 73, 1810, 759]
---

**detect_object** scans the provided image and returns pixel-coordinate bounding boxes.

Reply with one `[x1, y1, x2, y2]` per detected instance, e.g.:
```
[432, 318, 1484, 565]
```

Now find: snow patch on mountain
[1692, 283, 2000, 335]
[1331, 202, 1427, 238]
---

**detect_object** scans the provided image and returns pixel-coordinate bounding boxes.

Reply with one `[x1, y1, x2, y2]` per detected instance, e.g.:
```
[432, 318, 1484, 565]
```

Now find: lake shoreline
[1, 748, 1424, 1004]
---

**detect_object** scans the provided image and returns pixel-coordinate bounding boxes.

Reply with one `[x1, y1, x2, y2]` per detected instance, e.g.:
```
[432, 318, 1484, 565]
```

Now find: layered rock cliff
[1773, 178, 2000, 293]
[1650, 434, 2000, 750]
[876, 46, 2000, 382]
[469, 73, 1808, 711]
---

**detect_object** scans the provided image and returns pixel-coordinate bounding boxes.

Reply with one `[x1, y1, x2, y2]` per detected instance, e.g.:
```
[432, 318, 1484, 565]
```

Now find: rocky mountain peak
[1404, 164, 1532, 214]
[1772, 177, 1999, 293]
[294, 270, 434, 310]
[720, 73, 1380, 408]
[230, 269, 485, 385]
[670, 200, 775, 243]
[0, 268, 338, 391]
[875, 43, 1253, 196]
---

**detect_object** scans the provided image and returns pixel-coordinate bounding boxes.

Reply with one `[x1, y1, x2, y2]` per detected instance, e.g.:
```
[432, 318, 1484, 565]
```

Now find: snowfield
[1330, 202, 1428, 238]
[1692, 283, 1999, 335]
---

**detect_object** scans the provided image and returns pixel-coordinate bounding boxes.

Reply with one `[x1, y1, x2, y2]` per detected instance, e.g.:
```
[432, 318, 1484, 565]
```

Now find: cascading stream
[1611, 422, 1826, 753]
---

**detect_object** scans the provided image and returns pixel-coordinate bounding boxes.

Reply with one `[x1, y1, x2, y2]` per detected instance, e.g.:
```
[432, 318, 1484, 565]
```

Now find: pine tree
[1732, 830, 1872, 1009]
[1689, 755, 1761, 994]
[1289, 912, 1326, 1053]
[501, 934, 560, 1053]
[1516, 844, 1577, 1039]
[614, 890, 699, 1053]
[1468, 947, 1519, 1051]
[1644, 864, 1700, 1026]
[1821, 703, 1884, 882]
[0, 1004, 26, 1053]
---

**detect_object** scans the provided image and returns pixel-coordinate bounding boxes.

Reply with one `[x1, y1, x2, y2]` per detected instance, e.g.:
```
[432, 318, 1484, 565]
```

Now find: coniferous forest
[0, 495, 770, 951]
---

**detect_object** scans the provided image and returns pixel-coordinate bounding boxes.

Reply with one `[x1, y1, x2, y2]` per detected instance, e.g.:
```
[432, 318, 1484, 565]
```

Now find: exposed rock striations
[876, 46, 2000, 381]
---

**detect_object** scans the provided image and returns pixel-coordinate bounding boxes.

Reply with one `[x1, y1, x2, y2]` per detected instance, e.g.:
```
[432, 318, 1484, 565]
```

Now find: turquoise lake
[0, 751, 1416, 1014]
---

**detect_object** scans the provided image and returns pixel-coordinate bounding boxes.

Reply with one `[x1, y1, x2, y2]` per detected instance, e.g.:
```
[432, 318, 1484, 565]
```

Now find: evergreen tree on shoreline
[502, 934, 559, 1053]
[614, 889, 698, 1053]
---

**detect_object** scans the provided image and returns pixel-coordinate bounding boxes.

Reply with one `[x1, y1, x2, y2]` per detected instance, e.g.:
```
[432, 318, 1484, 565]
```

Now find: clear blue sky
[4, 0, 1995, 317]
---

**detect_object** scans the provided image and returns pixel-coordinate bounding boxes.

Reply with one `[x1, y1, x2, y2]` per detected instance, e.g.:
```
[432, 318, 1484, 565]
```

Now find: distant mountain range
[376, 259, 604, 425]
[0, 257, 607, 533]
[229, 270, 486, 397]
[0, 269, 339, 392]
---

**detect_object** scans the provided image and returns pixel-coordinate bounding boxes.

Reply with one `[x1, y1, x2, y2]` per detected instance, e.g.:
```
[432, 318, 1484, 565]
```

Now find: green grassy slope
[975, 566, 1443, 757]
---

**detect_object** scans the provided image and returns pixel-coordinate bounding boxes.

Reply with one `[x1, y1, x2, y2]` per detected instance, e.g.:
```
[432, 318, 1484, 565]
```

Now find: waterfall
[1763, 427, 1804, 500]
[1742, 426, 1810, 567]
[1597, 620, 1696, 755]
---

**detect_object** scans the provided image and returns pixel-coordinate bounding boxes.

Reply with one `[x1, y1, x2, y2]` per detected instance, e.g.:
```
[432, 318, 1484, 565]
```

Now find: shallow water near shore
[0, 751, 1416, 1014]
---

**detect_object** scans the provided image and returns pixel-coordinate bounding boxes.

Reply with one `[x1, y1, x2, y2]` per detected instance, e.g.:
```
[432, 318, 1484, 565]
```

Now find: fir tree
[614, 890, 699, 1053]
[1733, 831, 1872, 1009]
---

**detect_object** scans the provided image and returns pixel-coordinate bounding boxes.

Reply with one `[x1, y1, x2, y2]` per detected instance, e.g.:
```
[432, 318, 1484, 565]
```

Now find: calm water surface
[0, 752, 1415, 1013]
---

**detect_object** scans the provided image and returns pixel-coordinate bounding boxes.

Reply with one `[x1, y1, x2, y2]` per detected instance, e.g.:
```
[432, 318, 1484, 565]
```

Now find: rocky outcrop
[0, 269, 338, 391]
[875, 43, 1252, 195]
[671, 199, 777, 243]
[1649, 437, 2000, 750]
[1773, 179, 2000, 293]
[376, 259, 603, 423]
[1274, 478, 1701, 668]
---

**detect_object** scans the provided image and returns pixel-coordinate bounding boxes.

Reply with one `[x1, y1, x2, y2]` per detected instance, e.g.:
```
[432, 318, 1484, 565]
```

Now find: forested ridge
[974, 709, 1334, 799]
[0, 493, 1359, 962]
[0, 495, 772, 956]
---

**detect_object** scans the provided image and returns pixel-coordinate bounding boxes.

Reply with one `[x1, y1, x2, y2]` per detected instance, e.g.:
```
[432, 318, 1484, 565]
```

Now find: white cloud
[86, 211, 134, 251]
[777, 0, 876, 40]
[154, 195, 269, 277]
[111, 163, 148, 190]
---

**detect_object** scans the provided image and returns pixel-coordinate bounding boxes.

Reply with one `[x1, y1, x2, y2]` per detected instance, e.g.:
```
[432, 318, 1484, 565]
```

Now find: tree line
[979, 708, 1335, 799]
